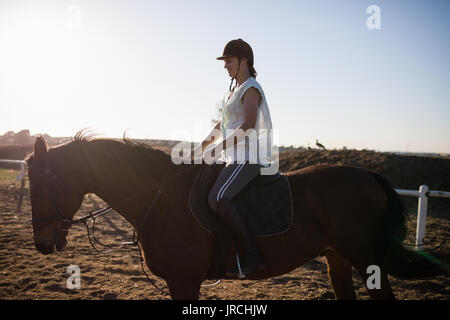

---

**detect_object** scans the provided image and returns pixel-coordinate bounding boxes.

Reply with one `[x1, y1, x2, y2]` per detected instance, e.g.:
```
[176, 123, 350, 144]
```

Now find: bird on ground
[315, 139, 325, 149]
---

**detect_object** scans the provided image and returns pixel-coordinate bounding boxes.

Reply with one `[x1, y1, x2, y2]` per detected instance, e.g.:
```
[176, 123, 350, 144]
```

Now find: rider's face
[224, 57, 239, 78]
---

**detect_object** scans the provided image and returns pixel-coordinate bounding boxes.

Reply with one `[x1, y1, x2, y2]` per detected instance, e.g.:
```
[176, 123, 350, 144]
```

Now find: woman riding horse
[189, 39, 274, 277]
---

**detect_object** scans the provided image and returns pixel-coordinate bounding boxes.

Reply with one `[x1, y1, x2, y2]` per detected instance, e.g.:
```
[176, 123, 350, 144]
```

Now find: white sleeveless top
[219, 77, 273, 166]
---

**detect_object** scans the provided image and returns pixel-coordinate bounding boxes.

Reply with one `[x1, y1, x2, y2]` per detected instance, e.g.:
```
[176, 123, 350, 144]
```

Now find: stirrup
[225, 254, 247, 279]
[236, 254, 246, 279]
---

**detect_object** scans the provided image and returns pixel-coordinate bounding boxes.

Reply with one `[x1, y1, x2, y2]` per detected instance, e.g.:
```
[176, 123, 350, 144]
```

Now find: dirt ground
[0, 169, 449, 300]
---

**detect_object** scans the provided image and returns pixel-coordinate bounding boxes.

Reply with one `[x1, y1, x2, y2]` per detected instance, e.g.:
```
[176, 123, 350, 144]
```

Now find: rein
[27, 163, 197, 295]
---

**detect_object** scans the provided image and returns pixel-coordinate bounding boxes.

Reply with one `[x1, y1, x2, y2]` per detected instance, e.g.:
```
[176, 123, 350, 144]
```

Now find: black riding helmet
[217, 39, 255, 91]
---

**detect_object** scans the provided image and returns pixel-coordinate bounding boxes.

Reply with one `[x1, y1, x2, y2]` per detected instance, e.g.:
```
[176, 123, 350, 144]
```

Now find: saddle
[187, 163, 294, 278]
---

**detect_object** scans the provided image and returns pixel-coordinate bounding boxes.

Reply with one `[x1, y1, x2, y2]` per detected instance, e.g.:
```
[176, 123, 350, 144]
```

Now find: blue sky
[1, 0, 449, 153]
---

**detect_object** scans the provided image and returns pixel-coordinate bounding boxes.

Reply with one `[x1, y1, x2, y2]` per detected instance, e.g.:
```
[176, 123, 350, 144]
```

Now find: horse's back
[285, 163, 392, 256]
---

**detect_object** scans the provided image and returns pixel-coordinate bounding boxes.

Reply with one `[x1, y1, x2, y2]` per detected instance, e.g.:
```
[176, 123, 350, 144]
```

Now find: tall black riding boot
[215, 197, 266, 277]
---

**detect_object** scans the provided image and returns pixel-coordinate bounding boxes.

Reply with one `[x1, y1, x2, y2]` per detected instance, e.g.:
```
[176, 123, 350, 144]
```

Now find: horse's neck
[78, 141, 175, 228]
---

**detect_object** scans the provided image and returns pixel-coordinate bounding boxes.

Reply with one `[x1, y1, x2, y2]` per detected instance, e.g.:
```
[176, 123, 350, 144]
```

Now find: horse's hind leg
[325, 250, 356, 300]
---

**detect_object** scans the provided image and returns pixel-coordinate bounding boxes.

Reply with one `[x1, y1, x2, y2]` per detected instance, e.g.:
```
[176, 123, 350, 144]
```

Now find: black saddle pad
[188, 164, 294, 238]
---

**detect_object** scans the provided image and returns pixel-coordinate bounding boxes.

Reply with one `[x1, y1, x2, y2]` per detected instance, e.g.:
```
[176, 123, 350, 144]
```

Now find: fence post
[17, 162, 26, 181]
[415, 185, 429, 250]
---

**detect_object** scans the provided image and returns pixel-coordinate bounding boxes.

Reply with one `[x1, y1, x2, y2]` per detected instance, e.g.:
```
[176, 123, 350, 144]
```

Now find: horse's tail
[370, 171, 450, 279]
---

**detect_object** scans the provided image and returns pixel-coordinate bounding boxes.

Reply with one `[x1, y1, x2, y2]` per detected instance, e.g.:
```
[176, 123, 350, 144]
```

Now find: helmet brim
[216, 55, 233, 60]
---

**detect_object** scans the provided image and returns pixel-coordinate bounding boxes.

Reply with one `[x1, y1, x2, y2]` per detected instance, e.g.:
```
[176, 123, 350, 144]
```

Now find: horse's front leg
[166, 276, 202, 300]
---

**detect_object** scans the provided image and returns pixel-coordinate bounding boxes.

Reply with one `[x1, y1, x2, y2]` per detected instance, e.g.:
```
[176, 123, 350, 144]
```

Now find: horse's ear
[34, 135, 48, 157]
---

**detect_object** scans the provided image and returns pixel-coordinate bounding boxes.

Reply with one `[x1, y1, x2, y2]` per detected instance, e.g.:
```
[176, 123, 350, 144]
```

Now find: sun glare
[1, 5, 83, 136]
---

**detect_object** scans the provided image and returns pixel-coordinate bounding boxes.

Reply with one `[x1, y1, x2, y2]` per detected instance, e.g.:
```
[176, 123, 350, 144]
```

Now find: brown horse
[25, 131, 447, 300]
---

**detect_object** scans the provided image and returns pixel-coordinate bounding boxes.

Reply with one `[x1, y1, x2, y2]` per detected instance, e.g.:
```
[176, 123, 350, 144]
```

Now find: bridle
[29, 166, 74, 227]
[28, 164, 164, 239]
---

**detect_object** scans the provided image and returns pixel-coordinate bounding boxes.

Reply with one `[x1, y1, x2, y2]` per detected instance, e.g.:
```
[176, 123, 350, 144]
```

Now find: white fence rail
[1, 159, 448, 250]
[395, 185, 450, 249]
[0, 159, 26, 181]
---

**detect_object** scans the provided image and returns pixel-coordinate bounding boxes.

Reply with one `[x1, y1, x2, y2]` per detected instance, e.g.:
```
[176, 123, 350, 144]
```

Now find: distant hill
[0, 130, 70, 146]
[1, 130, 448, 159]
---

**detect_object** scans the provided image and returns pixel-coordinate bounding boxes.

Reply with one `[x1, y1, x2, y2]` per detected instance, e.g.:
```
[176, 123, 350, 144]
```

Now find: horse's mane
[26, 129, 176, 174]
[73, 129, 175, 169]
[73, 129, 100, 142]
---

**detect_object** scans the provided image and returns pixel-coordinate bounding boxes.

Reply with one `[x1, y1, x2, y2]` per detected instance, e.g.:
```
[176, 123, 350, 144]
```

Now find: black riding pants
[207, 161, 262, 212]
